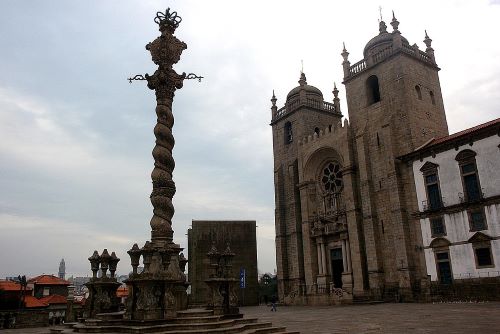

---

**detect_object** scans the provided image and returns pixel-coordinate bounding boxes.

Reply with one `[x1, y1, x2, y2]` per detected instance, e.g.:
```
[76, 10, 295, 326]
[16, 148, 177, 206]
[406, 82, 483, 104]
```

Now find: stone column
[320, 242, 327, 275]
[317, 242, 323, 275]
[341, 240, 347, 273]
[346, 239, 352, 273]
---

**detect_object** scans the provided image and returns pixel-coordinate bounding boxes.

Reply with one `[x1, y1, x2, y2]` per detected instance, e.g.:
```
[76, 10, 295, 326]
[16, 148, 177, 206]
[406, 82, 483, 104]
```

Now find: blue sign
[239, 268, 246, 288]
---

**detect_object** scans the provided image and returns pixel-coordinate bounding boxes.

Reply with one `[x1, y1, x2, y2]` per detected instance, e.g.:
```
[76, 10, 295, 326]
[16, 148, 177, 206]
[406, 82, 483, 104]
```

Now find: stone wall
[187, 220, 259, 306]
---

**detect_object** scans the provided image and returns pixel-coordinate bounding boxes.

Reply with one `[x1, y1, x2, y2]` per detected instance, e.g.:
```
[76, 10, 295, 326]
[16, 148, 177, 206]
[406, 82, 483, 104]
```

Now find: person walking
[270, 295, 277, 312]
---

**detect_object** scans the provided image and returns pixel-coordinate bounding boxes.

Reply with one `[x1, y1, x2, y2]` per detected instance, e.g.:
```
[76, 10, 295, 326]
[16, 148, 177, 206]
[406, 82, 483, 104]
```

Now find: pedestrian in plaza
[270, 295, 277, 312]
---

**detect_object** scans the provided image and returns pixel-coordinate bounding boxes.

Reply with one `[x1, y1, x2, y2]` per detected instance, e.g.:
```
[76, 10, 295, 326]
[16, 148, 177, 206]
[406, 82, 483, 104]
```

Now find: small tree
[258, 273, 277, 304]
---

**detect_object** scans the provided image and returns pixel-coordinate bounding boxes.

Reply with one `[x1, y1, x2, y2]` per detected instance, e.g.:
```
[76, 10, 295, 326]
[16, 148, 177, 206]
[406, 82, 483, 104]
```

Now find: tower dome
[286, 72, 323, 102]
[363, 20, 408, 59]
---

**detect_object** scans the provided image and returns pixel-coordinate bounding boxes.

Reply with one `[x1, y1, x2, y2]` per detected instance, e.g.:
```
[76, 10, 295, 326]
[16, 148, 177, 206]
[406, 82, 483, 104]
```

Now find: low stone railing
[272, 99, 338, 123]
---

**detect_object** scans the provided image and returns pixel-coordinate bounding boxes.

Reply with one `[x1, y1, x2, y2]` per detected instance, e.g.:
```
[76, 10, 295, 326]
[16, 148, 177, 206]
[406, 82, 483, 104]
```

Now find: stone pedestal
[124, 241, 189, 320]
[85, 280, 121, 318]
[205, 278, 239, 316]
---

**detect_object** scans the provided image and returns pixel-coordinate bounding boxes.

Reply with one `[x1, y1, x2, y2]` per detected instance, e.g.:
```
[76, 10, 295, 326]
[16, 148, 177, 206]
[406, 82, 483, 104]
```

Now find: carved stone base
[205, 278, 239, 316]
[124, 241, 189, 321]
[85, 280, 121, 318]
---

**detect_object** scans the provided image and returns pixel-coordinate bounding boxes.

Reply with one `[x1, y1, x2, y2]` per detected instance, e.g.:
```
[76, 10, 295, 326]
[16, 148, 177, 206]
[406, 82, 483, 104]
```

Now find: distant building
[187, 220, 259, 306]
[58, 258, 65, 280]
[28, 274, 70, 299]
[27, 274, 71, 324]
[0, 280, 47, 328]
[67, 276, 91, 294]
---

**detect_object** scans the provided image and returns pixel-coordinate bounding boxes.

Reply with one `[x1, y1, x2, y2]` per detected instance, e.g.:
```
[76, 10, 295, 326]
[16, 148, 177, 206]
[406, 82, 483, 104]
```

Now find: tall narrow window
[430, 91, 436, 105]
[415, 85, 422, 100]
[420, 162, 442, 210]
[456, 150, 481, 202]
[435, 251, 452, 284]
[366, 75, 381, 105]
[430, 238, 452, 284]
[314, 127, 320, 135]
[284, 121, 293, 144]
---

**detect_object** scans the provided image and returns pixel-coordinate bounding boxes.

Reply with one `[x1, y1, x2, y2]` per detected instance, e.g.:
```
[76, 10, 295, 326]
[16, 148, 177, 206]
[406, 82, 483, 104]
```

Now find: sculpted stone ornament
[128, 9, 202, 246]
[121, 8, 199, 321]
[205, 242, 240, 316]
[84, 249, 121, 318]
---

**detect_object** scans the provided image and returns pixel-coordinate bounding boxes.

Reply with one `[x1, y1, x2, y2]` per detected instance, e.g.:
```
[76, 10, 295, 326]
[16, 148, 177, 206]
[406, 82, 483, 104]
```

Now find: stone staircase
[67, 308, 299, 334]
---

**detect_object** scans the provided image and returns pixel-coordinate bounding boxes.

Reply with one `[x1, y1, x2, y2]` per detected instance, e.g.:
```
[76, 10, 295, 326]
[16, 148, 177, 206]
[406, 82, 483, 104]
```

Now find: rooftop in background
[24, 295, 48, 308]
[116, 285, 128, 298]
[0, 279, 33, 291]
[39, 294, 67, 305]
[28, 274, 70, 286]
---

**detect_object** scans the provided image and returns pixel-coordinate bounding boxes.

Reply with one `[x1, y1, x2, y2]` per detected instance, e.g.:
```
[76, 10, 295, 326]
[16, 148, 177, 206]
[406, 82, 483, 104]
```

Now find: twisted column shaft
[145, 22, 187, 247]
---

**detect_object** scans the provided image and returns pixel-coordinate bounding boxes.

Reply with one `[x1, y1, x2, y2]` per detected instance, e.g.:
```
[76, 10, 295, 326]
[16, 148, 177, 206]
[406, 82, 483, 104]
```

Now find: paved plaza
[241, 302, 500, 334]
[2, 302, 499, 333]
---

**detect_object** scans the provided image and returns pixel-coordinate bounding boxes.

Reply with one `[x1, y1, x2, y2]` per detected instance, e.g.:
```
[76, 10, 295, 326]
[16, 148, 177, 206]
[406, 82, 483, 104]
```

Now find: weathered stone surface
[271, 18, 448, 304]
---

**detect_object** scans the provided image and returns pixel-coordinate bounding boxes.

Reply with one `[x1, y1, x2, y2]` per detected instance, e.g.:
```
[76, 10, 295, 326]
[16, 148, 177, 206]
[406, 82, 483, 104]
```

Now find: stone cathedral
[271, 14, 449, 304]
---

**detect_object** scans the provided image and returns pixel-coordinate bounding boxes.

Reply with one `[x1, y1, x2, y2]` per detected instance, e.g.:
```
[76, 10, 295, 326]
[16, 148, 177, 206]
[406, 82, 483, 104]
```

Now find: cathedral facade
[271, 15, 449, 304]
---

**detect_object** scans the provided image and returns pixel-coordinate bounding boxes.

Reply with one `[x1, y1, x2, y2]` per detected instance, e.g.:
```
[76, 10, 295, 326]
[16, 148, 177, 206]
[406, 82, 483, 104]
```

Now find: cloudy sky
[1, 0, 499, 279]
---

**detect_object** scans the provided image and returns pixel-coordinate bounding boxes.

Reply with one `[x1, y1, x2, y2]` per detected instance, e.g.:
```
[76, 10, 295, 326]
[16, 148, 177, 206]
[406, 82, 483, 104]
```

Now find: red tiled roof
[116, 286, 128, 298]
[28, 275, 70, 286]
[0, 280, 33, 291]
[422, 118, 500, 148]
[39, 294, 67, 305]
[24, 295, 48, 308]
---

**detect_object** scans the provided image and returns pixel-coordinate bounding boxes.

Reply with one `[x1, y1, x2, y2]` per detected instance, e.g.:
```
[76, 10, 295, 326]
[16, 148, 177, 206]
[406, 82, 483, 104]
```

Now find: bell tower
[270, 72, 343, 299]
[342, 13, 448, 154]
[341, 12, 449, 299]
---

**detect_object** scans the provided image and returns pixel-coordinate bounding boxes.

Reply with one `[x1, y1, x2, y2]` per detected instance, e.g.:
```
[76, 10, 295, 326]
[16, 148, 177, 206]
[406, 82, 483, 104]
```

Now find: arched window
[314, 127, 320, 135]
[455, 149, 482, 202]
[366, 75, 381, 105]
[284, 121, 293, 144]
[430, 91, 436, 105]
[415, 85, 422, 100]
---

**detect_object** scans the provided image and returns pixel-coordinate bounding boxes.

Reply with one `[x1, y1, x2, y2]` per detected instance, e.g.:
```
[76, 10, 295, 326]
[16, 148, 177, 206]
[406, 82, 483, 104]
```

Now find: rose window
[321, 162, 343, 193]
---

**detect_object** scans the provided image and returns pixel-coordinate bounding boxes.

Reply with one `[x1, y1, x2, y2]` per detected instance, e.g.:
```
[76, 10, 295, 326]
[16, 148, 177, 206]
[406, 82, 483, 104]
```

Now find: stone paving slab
[2, 302, 500, 333]
[240, 302, 500, 334]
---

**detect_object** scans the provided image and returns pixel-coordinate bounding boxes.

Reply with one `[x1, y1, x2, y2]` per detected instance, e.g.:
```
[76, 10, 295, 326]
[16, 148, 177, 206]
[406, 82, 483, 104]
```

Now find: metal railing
[458, 188, 485, 203]
[421, 197, 446, 211]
